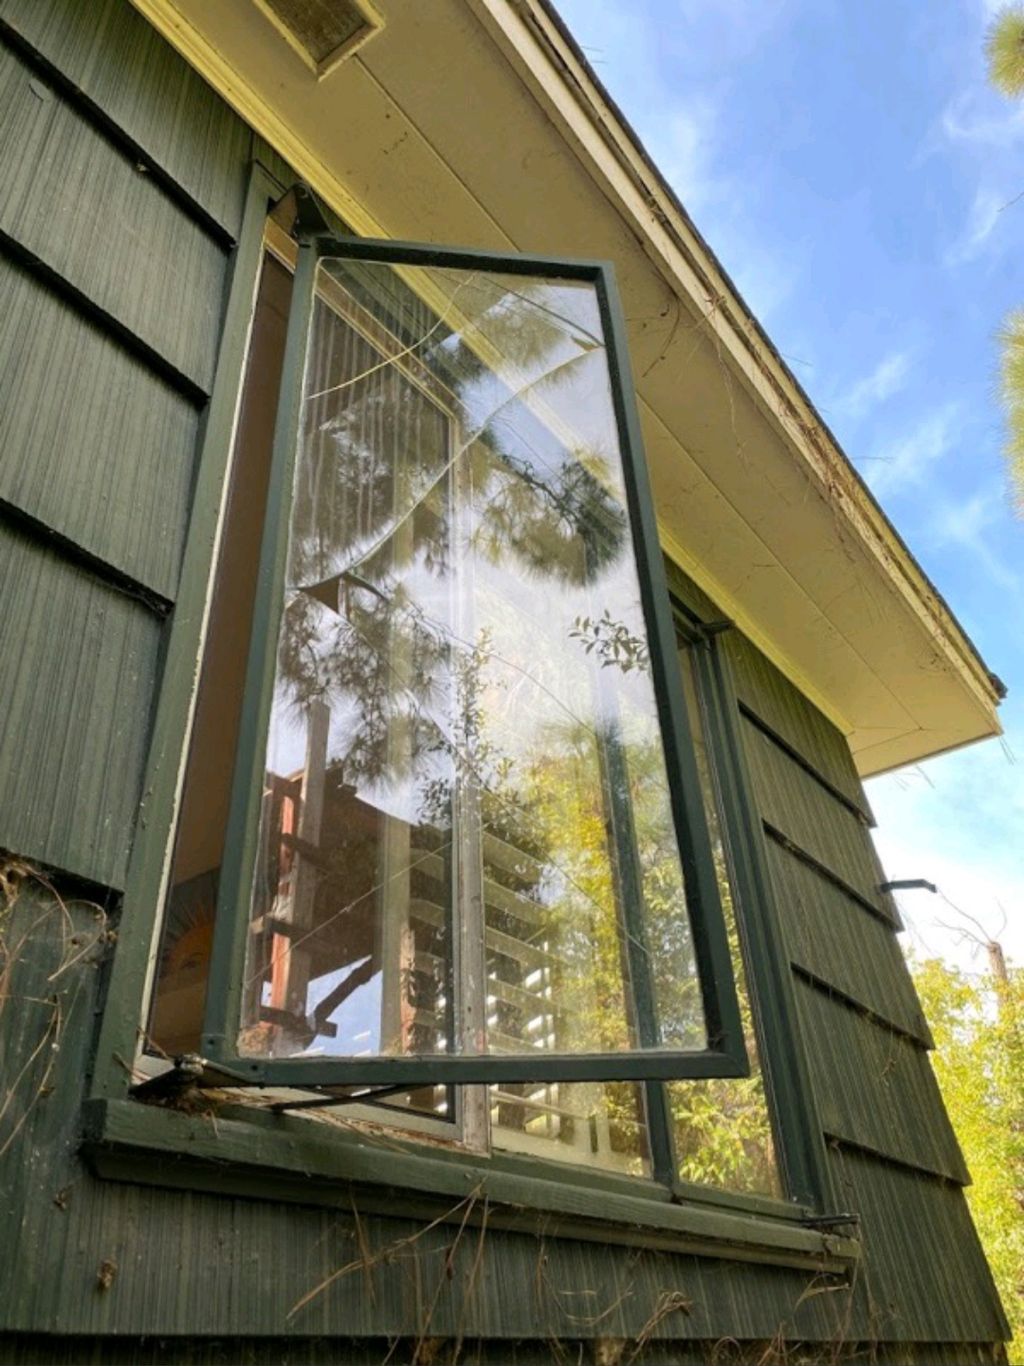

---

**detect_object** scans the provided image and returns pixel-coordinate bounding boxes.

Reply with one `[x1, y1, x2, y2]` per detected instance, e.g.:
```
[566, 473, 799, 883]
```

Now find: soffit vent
[253, 0, 384, 79]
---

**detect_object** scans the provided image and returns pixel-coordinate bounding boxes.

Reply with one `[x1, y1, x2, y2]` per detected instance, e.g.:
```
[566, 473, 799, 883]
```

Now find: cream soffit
[131, 0, 1003, 776]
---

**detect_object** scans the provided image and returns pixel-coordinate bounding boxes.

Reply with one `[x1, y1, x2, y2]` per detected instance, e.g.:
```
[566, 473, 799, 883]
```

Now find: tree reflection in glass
[235, 260, 707, 1077]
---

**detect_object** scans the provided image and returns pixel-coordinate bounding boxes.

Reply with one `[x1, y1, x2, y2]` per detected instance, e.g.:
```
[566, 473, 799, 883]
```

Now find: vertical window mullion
[688, 629, 829, 1209]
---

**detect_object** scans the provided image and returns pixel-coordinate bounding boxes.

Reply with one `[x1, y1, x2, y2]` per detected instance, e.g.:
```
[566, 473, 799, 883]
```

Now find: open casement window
[149, 223, 748, 1098]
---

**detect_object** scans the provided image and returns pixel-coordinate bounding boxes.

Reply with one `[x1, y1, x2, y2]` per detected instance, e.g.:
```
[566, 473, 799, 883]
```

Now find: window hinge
[694, 618, 734, 647]
[130, 1053, 255, 1100]
[801, 1212, 860, 1234]
[129, 1057, 423, 1113]
[269, 182, 332, 242]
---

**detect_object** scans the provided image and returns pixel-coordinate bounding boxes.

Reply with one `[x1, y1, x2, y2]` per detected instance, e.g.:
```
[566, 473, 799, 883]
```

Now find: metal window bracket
[695, 618, 734, 646]
[268, 182, 332, 241]
[267, 1083, 423, 1113]
[130, 1053, 256, 1100]
[130, 1057, 426, 1114]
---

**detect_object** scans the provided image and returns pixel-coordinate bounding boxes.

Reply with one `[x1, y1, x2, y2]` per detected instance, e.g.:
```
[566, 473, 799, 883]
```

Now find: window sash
[200, 231, 748, 1088]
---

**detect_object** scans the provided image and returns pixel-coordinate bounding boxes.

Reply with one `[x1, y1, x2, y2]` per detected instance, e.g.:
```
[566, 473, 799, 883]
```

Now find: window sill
[83, 1099, 859, 1274]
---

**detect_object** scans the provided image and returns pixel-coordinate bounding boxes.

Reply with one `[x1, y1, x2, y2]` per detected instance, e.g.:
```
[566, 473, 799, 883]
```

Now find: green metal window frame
[87, 164, 838, 1237]
[198, 224, 749, 1091]
[670, 597, 832, 1211]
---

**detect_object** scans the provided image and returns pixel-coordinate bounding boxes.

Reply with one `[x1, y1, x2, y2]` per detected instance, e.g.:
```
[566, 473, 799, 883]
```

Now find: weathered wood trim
[83, 1099, 859, 1274]
[689, 631, 836, 1213]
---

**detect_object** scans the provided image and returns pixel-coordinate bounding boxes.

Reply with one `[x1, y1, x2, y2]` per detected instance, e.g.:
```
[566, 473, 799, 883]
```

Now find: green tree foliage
[987, 5, 1024, 97]
[999, 309, 1024, 511]
[911, 950, 1024, 1348]
[667, 859, 779, 1197]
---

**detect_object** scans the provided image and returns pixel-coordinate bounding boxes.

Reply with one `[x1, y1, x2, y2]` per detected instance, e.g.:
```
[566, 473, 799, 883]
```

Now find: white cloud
[641, 96, 797, 325]
[659, 99, 722, 215]
[862, 402, 959, 497]
[839, 350, 913, 421]
[941, 90, 1024, 149]
[943, 185, 1006, 265]
[928, 482, 1021, 589]
[933, 76, 1024, 267]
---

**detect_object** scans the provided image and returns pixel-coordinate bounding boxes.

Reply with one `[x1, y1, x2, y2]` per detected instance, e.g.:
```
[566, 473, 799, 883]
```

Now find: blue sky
[555, 0, 1024, 971]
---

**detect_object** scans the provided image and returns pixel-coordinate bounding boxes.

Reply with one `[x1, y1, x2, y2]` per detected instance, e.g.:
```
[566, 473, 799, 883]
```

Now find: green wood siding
[0, 1, 1007, 1359]
[0, 1338, 1009, 1366]
[0, 886, 854, 1350]
[0, 0, 244, 883]
[765, 839, 931, 1044]
[794, 978, 967, 1182]
[724, 631, 870, 819]
[0, 0, 251, 237]
[741, 715, 893, 919]
[0, 40, 227, 392]
[829, 1146, 1007, 1345]
[0, 255, 199, 598]
[0, 524, 161, 886]
[723, 631, 1007, 1346]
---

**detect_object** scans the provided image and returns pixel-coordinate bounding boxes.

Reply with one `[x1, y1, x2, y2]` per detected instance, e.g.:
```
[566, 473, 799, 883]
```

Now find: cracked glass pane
[230, 259, 708, 1066]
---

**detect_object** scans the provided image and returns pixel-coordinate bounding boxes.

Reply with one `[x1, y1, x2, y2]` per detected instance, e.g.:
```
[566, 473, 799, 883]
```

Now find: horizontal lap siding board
[0, 0, 251, 239]
[828, 1147, 1008, 1345]
[0, 863, 955, 1356]
[723, 630, 869, 818]
[765, 839, 931, 1043]
[793, 977, 966, 1182]
[0, 524, 161, 887]
[726, 619, 1005, 1347]
[0, 38, 226, 394]
[741, 715, 892, 919]
[0, 255, 199, 599]
[733, 640, 966, 1180]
